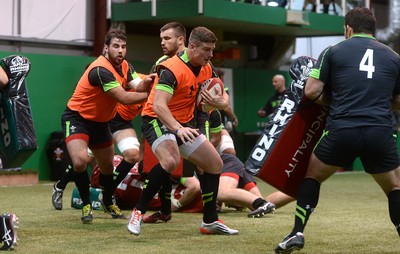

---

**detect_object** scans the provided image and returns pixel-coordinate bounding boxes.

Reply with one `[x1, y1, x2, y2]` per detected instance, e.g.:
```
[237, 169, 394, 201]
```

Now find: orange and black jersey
[117, 102, 144, 121]
[67, 56, 133, 122]
[149, 48, 186, 74]
[88, 66, 133, 89]
[150, 55, 169, 74]
[142, 49, 217, 123]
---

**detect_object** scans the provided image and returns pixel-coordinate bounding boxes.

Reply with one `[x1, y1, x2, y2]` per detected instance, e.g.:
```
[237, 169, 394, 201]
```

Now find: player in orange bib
[61, 29, 152, 224]
[127, 26, 238, 236]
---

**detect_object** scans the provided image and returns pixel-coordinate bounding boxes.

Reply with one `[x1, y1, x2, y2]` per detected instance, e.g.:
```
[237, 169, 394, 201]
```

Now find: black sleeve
[87, 66, 116, 87]
[126, 62, 135, 83]
[209, 109, 222, 129]
[157, 67, 178, 90]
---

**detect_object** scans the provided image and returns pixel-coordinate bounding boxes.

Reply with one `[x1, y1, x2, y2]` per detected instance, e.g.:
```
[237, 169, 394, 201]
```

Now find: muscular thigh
[90, 145, 115, 174]
[219, 176, 239, 191]
[359, 127, 400, 174]
[113, 128, 137, 142]
[370, 166, 400, 194]
[142, 117, 181, 171]
[186, 137, 223, 174]
[113, 128, 140, 154]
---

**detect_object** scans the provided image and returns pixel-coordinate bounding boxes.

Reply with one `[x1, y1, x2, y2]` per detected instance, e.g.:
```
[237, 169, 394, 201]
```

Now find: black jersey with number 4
[310, 34, 400, 130]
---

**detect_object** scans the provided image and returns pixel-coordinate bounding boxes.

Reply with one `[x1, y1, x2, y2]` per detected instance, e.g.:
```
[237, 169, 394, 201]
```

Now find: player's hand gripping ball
[196, 77, 224, 112]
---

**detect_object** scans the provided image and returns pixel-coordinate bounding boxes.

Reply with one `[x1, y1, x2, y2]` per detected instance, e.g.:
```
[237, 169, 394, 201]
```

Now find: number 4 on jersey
[359, 49, 375, 79]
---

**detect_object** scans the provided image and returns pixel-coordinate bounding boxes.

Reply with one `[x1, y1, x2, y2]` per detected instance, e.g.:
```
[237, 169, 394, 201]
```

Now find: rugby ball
[196, 77, 224, 112]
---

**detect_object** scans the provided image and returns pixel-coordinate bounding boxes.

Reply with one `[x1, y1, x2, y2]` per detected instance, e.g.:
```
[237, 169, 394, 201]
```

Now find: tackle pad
[0, 55, 37, 168]
[245, 56, 327, 198]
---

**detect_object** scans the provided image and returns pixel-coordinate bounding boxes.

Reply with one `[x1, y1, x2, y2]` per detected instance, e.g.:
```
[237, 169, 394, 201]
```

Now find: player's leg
[0, 213, 18, 250]
[112, 128, 140, 190]
[128, 139, 180, 235]
[52, 147, 96, 210]
[218, 153, 275, 215]
[128, 119, 181, 235]
[216, 129, 236, 156]
[91, 144, 126, 218]
[172, 176, 201, 211]
[183, 135, 238, 235]
[242, 181, 276, 218]
[371, 168, 400, 236]
[275, 128, 354, 253]
[140, 138, 180, 208]
[275, 153, 338, 253]
[218, 175, 257, 209]
[294, 153, 338, 232]
[265, 191, 295, 209]
[67, 139, 90, 173]
[52, 162, 73, 210]
[184, 136, 221, 222]
[66, 138, 92, 223]
[362, 127, 400, 236]
[62, 109, 92, 222]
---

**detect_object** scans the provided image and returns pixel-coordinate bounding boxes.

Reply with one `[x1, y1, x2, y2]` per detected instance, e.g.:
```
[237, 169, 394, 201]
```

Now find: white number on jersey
[359, 49, 375, 79]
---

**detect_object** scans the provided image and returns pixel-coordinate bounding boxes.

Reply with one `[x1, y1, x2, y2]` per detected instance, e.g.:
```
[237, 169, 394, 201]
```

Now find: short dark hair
[345, 7, 376, 35]
[189, 27, 217, 46]
[160, 22, 187, 43]
[104, 29, 127, 46]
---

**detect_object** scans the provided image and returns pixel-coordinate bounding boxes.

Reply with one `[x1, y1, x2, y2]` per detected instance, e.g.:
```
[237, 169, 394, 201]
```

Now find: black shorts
[61, 107, 112, 149]
[141, 116, 176, 145]
[314, 127, 400, 174]
[109, 112, 134, 134]
[221, 154, 255, 188]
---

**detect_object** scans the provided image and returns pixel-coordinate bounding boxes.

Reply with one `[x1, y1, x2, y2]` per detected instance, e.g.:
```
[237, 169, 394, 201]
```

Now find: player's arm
[392, 75, 400, 111]
[392, 94, 400, 111]
[88, 66, 148, 105]
[219, 87, 238, 125]
[209, 110, 223, 147]
[305, 47, 331, 106]
[127, 63, 155, 92]
[0, 66, 9, 89]
[305, 76, 326, 105]
[210, 132, 222, 148]
[107, 86, 148, 105]
[223, 104, 238, 127]
[172, 176, 201, 211]
[127, 73, 156, 92]
[258, 99, 271, 118]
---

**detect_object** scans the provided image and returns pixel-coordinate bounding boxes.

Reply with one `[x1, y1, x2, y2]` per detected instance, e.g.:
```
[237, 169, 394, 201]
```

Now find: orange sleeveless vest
[142, 54, 212, 123]
[117, 102, 144, 121]
[67, 56, 130, 122]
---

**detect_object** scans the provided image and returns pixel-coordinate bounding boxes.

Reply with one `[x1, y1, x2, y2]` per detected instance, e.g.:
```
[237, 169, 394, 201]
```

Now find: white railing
[228, 0, 370, 16]
[145, 0, 371, 17]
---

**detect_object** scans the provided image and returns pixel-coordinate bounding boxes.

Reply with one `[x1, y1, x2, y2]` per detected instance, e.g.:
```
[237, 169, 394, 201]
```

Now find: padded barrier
[0, 55, 37, 168]
[245, 56, 328, 198]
